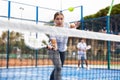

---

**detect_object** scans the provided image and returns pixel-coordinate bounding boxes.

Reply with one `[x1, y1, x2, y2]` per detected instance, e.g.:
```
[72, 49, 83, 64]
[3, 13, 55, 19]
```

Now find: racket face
[24, 32, 49, 49]
[87, 45, 91, 50]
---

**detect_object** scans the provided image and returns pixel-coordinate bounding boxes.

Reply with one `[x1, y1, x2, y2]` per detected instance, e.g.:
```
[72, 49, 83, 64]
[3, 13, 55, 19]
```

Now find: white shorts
[77, 52, 87, 60]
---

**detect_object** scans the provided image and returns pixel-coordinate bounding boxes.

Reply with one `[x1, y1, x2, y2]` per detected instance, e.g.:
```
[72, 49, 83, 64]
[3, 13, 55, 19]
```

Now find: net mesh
[0, 16, 120, 80]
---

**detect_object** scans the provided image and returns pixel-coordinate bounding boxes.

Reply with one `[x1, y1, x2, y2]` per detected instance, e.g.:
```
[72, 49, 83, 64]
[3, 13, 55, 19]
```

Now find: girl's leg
[59, 51, 66, 67]
[78, 60, 81, 67]
[49, 50, 62, 80]
[50, 69, 55, 80]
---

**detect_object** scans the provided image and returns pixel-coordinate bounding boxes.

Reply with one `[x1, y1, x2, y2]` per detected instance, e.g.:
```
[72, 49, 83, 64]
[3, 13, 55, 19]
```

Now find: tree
[84, 3, 120, 19]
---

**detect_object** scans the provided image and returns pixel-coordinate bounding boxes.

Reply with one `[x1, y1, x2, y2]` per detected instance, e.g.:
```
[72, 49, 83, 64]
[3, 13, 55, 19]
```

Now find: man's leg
[84, 54, 89, 69]
[81, 56, 84, 68]
[77, 55, 81, 70]
[77, 55, 80, 67]
[77, 60, 80, 68]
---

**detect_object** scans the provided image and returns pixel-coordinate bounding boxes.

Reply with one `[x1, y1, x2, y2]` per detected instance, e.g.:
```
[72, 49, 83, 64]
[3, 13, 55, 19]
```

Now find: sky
[0, 0, 120, 23]
[0, 0, 120, 42]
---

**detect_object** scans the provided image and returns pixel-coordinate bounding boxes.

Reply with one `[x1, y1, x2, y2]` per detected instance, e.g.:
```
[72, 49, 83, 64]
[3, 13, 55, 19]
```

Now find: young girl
[47, 12, 78, 80]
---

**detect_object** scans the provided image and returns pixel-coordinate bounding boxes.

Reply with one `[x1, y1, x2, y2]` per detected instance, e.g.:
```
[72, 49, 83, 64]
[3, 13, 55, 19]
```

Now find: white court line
[64, 65, 120, 69]
[0, 65, 119, 69]
[0, 65, 53, 69]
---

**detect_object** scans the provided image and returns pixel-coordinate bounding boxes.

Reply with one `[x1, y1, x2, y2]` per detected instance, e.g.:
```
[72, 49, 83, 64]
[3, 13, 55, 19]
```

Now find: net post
[6, 0, 11, 69]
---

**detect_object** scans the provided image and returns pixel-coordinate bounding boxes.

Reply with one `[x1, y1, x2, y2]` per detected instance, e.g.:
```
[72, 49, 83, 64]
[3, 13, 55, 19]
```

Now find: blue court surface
[0, 66, 120, 80]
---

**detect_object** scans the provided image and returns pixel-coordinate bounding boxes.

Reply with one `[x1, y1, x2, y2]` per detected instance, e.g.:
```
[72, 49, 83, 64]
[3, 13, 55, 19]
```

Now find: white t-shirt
[50, 22, 70, 52]
[77, 42, 87, 55]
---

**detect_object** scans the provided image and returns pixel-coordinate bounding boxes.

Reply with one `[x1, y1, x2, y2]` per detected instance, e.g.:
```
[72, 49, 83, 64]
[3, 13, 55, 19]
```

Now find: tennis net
[0, 18, 120, 80]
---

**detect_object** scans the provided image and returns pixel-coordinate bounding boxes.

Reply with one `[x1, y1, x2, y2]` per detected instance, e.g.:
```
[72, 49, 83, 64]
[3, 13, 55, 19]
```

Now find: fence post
[81, 6, 84, 30]
[106, 16, 111, 69]
[6, 1, 11, 69]
[35, 6, 39, 67]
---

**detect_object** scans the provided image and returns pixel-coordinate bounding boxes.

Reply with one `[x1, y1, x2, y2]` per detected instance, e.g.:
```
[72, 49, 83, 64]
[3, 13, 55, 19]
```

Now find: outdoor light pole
[19, 7, 24, 21]
[60, 0, 62, 12]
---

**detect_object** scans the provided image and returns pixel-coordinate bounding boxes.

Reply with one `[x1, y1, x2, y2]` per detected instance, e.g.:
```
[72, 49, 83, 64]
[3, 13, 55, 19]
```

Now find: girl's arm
[51, 39, 58, 50]
[47, 38, 58, 50]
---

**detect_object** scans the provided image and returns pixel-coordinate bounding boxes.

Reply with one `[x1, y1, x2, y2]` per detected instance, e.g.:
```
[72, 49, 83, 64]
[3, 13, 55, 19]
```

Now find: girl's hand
[83, 50, 86, 52]
[47, 45, 53, 49]
[70, 22, 80, 29]
[75, 21, 80, 28]
[47, 39, 58, 50]
[47, 45, 58, 50]
[52, 46, 58, 51]
[70, 23, 76, 28]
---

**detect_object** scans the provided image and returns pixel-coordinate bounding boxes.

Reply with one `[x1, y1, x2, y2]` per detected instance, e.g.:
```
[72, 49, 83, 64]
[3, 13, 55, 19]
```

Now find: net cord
[0, 19, 120, 42]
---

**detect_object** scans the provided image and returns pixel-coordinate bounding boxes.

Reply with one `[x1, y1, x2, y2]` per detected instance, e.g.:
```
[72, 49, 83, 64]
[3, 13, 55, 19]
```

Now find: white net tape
[0, 19, 120, 43]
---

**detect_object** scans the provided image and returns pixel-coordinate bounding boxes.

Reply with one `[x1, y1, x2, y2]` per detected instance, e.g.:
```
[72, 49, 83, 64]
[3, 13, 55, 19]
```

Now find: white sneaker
[86, 66, 90, 70]
[77, 67, 80, 70]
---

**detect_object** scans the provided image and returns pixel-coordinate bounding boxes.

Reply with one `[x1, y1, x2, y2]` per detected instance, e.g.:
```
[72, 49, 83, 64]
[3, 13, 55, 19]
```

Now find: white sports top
[50, 22, 70, 52]
[77, 42, 87, 54]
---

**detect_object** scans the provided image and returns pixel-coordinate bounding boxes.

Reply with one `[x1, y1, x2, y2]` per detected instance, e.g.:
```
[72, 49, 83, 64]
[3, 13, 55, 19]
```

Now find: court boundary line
[0, 65, 120, 70]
